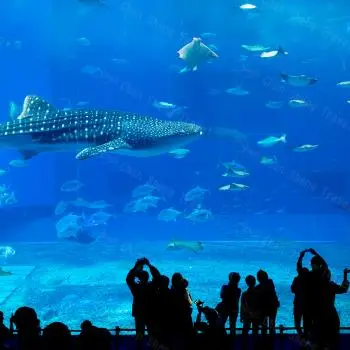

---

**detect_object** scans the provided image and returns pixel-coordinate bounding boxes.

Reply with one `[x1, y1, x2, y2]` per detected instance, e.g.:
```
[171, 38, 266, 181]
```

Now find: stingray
[167, 240, 204, 253]
[177, 37, 219, 73]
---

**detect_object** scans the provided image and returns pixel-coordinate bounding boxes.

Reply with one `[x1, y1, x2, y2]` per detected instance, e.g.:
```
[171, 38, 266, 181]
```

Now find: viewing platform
[5, 326, 350, 349]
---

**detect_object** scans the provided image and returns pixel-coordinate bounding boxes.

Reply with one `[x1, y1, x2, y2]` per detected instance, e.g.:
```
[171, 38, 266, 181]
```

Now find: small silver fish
[257, 134, 286, 147]
[293, 144, 318, 152]
[218, 183, 249, 191]
[241, 44, 269, 52]
[153, 100, 177, 109]
[337, 81, 350, 88]
[239, 4, 257, 10]
[288, 99, 312, 108]
[260, 46, 288, 58]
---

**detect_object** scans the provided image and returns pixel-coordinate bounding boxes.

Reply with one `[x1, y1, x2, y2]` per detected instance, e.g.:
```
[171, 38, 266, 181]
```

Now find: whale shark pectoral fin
[75, 138, 131, 160]
[17, 95, 58, 120]
[18, 149, 40, 160]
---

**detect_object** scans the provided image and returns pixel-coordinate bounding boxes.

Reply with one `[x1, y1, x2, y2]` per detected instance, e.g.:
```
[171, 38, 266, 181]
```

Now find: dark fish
[66, 230, 96, 245]
[280, 73, 317, 87]
[0, 267, 13, 276]
[0, 95, 204, 160]
[167, 240, 204, 253]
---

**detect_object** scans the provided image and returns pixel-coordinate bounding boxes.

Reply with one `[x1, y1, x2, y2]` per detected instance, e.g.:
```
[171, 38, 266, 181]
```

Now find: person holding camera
[126, 257, 160, 349]
[295, 248, 329, 342]
[311, 267, 349, 350]
[194, 300, 227, 350]
[292, 248, 327, 341]
[295, 248, 349, 349]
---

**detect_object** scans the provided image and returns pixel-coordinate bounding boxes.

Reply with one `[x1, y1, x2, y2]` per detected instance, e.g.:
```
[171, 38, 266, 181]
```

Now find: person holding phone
[311, 266, 349, 350]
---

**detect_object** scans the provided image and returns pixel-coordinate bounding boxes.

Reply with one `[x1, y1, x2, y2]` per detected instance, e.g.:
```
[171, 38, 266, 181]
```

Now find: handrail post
[115, 326, 121, 350]
[278, 325, 284, 350]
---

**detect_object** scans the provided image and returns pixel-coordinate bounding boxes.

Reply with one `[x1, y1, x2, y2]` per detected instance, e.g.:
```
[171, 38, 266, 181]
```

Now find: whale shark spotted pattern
[0, 95, 204, 160]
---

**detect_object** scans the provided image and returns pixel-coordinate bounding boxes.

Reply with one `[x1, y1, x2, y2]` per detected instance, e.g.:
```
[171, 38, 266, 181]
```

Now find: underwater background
[0, 0, 350, 330]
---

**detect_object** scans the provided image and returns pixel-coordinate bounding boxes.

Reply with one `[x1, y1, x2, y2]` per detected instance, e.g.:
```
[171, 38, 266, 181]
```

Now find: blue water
[0, 0, 350, 330]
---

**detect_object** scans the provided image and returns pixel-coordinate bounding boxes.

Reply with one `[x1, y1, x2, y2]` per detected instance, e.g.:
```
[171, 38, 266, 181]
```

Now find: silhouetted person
[11, 306, 41, 350]
[296, 248, 329, 342]
[293, 249, 315, 340]
[149, 274, 171, 349]
[76, 320, 96, 350]
[76, 320, 111, 350]
[195, 301, 227, 350]
[76, 320, 100, 350]
[96, 327, 112, 350]
[255, 270, 280, 335]
[216, 272, 241, 336]
[141, 258, 162, 341]
[311, 268, 349, 350]
[291, 266, 309, 337]
[0, 311, 11, 350]
[126, 257, 160, 348]
[42, 322, 72, 350]
[241, 275, 259, 349]
[170, 273, 194, 350]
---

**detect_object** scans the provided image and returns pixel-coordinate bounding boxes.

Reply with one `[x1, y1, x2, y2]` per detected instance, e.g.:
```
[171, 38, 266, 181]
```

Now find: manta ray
[167, 240, 204, 253]
[0, 95, 204, 160]
[177, 37, 219, 73]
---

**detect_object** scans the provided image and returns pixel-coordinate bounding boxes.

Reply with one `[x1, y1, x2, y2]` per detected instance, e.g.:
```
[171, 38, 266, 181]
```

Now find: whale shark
[0, 95, 204, 160]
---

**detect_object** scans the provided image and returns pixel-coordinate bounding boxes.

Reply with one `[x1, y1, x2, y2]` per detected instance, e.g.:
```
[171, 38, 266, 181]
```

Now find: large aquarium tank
[0, 0, 349, 331]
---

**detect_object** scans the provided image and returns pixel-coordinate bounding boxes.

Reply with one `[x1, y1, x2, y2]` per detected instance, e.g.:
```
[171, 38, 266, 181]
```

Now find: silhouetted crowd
[0, 308, 112, 350]
[0, 248, 349, 350]
[125, 250, 349, 350]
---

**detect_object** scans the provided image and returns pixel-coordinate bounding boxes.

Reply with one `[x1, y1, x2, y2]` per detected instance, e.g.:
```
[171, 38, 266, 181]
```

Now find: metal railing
[6, 326, 350, 350]
[9, 325, 350, 335]
[112, 325, 350, 335]
[20, 325, 348, 335]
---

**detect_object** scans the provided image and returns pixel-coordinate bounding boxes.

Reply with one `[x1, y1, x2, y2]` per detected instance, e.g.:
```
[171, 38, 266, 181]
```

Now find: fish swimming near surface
[167, 240, 204, 253]
[0, 95, 205, 160]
